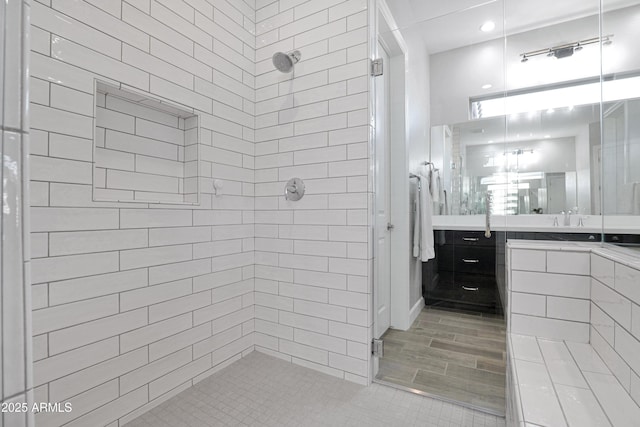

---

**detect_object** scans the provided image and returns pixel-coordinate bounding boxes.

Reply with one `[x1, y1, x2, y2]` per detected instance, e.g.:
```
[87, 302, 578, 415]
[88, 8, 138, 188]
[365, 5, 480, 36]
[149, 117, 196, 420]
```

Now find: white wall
[430, 37, 504, 126]
[1, 1, 34, 426]
[29, 1, 256, 425]
[252, 0, 372, 385]
[404, 29, 430, 308]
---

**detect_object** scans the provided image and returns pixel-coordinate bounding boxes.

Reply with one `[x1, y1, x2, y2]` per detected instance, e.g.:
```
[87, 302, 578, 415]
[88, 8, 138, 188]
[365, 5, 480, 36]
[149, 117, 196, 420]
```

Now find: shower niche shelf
[92, 81, 201, 205]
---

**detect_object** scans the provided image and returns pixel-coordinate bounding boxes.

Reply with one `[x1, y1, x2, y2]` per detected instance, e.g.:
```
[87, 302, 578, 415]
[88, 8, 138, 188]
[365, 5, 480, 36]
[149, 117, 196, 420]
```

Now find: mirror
[601, 99, 640, 215]
[436, 103, 602, 215]
[93, 81, 200, 205]
[421, 0, 640, 216]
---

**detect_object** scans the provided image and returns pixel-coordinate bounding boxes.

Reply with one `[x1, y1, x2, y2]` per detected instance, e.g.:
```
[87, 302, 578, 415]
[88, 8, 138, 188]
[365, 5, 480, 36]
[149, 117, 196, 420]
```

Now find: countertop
[432, 215, 640, 234]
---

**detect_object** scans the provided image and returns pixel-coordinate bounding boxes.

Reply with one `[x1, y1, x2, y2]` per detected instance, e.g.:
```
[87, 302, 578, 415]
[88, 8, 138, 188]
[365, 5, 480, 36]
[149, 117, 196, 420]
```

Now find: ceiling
[384, 0, 638, 53]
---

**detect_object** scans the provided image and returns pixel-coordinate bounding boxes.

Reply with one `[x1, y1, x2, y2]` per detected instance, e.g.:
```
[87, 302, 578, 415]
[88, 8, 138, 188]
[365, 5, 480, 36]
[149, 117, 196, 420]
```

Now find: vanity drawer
[454, 231, 495, 247]
[454, 246, 495, 275]
[436, 245, 455, 272]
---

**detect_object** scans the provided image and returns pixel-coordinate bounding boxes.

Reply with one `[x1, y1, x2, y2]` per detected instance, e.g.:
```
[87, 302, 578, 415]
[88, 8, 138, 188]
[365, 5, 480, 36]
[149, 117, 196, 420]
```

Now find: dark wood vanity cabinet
[423, 229, 640, 315]
[423, 230, 500, 314]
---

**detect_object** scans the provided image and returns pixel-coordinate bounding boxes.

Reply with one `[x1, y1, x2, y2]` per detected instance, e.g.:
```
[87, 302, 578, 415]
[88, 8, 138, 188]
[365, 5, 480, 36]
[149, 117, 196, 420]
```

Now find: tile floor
[125, 351, 506, 427]
[377, 307, 506, 415]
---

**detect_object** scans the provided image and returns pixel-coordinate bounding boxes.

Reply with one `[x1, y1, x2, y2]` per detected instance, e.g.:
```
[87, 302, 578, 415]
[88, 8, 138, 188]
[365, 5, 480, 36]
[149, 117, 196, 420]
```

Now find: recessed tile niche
[92, 81, 200, 205]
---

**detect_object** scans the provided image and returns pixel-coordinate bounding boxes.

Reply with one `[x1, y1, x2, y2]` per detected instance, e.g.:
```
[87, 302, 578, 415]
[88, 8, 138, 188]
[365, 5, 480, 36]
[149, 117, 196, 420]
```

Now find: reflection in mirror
[439, 104, 602, 216]
[424, 0, 640, 217]
[601, 99, 640, 214]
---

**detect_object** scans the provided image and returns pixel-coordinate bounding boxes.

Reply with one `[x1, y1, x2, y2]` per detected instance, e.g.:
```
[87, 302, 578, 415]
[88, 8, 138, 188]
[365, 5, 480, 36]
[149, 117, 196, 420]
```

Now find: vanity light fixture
[520, 35, 613, 62]
[480, 21, 496, 32]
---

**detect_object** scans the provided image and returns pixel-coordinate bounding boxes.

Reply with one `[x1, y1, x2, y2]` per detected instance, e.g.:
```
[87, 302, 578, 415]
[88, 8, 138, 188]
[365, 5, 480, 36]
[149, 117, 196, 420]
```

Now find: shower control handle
[284, 178, 305, 201]
[462, 259, 480, 263]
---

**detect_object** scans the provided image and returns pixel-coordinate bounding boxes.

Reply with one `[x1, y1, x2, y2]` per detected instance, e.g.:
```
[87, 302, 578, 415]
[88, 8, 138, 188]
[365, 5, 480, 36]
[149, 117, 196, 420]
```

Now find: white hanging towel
[633, 182, 640, 215]
[413, 175, 435, 261]
[413, 195, 420, 258]
[431, 171, 440, 204]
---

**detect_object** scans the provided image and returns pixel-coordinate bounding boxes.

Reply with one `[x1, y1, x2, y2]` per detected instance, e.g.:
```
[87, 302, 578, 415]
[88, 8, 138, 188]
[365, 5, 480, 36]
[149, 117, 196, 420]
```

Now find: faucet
[484, 192, 492, 238]
[563, 210, 572, 226]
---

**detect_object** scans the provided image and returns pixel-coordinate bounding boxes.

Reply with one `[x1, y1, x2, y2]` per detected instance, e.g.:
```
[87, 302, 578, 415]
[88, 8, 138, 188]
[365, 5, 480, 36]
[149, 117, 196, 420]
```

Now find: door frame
[373, 38, 392, 341]
[371, 0, 409, 378]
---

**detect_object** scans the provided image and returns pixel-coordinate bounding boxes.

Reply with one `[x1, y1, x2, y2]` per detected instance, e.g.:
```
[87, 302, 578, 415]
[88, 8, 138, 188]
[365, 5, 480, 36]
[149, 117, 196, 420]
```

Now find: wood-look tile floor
[376, 307, 506, 415]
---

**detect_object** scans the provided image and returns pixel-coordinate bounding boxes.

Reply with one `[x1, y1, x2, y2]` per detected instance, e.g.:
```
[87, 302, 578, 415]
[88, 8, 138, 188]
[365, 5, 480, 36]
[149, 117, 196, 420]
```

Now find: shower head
[272, 50, 301, 73]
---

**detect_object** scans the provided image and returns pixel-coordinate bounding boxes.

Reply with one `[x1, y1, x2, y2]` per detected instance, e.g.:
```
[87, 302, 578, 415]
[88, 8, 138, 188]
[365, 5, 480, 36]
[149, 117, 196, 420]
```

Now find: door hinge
[371, 58, 383, 76]
[387, 222, 394, 231]
[372, 338, 384, 357]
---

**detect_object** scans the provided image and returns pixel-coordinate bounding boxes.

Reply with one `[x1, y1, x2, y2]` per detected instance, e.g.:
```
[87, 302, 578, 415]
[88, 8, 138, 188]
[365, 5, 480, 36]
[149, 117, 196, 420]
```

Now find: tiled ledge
[507, 240, 640, 426]
[507, 239, 597, 252]
[508, 242, 593, 343]
[592, 245, 640, 271]
[507, 334, 640, 427]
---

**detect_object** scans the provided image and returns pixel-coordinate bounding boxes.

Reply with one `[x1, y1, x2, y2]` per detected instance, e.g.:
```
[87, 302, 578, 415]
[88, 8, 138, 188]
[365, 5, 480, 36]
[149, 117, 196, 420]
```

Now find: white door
[374, 41, 392, 340]
[547, 173, 566, 214]
[592, 145, 601, 215]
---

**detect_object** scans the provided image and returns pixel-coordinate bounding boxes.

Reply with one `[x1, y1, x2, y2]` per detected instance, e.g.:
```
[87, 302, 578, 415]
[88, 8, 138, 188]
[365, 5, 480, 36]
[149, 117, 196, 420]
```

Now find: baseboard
[409, 297, 425, 326]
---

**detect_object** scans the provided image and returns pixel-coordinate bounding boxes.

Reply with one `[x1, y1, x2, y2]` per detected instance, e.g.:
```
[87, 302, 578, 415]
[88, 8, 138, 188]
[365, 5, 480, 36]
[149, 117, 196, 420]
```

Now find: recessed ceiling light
[482, 84, 493, 89]
[544, 135, 551, 138]
[480, 21, 496, 32]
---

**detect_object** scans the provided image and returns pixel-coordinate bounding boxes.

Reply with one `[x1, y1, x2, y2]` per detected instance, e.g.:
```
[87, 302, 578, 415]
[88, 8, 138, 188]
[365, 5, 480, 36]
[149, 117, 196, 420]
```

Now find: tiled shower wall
[252, 0, 372, 385]
[1, 0, 34, 426]
[27, 0, 374, 424]
[590, 251, 640, 406]
[29, 1, 257, 425]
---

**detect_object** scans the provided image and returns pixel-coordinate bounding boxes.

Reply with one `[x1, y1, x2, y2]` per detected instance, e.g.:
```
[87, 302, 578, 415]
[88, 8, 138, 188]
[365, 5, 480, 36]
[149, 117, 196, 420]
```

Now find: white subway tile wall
[508, 243, 640, 410]
[2, 1, 34, 426]
[508, 248, 591, 342]
[29, 1, 258, 425]
[253, 0, 371, 386]
[28, 0, 372, 425]
[590, 253, 640, 406]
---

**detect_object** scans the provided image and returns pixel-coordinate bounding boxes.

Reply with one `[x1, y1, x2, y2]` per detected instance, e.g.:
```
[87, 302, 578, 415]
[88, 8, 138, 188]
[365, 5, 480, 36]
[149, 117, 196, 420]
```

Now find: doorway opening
[371, 0, 506, 417]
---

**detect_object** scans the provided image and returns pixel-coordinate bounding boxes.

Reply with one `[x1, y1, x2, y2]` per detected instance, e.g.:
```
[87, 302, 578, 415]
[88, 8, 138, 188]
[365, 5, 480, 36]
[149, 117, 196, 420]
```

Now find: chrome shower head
[272, 50, 301, 73]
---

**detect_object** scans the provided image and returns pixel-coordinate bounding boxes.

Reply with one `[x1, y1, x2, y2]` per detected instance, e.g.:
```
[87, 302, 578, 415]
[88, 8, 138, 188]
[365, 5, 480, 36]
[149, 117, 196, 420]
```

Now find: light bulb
[480, 21, 496, 32]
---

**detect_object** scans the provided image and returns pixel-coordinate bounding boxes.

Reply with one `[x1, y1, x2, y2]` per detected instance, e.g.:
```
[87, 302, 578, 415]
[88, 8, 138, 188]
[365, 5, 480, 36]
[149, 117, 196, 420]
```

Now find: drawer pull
[462, 259, 480, 263]
[462, 286, 479, 291]
[462, 237, 479, 242]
